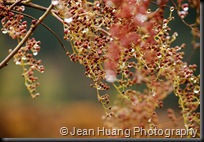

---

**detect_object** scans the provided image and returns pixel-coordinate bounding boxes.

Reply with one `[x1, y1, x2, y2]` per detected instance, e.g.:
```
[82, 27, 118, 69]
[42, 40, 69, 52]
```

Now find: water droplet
[64, 17, 73, 23]
[21, 6, 25, 11]
[152, 92, 156, 97]
[82, 28, 89, 33]
[182, 3, 189, 11]
[136, 14, 147, 23]
[2, 29, 8, 34]
[194, 87, 199, 94]
[9, 26, 13, 30]
[190, 77, 197, 83]
[97, 86, 102, 90]
[52, 0, 59, 5]
[147, 9, 151, 13]
[178, 11, 187, 19]
[183, 64, 187, 68]
[131, 49, 135, 52]
[75, 2, 81, 6]
[148, 119, 151, 123]
[33, 51, 38, 56]
[22, 56, 27, 60]
[31, 65, 35, 69]
[183, 7, 188, 11]
[8, 49, 12, 53]
[170, 6, 174, 12]
[15, 61, 21, 65]
[174, 32, 178, 36]
[128, 64, 133, 68]
[166, 36, 171, 40]
[157, 55, 162, 58]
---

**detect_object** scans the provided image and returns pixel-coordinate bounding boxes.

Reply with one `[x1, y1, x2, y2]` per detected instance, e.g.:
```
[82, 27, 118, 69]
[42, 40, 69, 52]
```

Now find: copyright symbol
[60, 127, 68, 136]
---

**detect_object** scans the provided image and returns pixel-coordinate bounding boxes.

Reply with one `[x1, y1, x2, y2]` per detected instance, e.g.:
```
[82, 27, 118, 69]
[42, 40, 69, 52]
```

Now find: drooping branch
[0, 4, 53, 69]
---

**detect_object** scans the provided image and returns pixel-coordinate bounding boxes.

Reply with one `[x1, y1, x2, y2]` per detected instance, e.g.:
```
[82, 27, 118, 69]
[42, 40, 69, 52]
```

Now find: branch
[11, 10, 68, 53]
[92, 25, 110, 36]
[8, 0, 24, 10]
[0, 4, 53, 69]
[4, 1, 48, 11]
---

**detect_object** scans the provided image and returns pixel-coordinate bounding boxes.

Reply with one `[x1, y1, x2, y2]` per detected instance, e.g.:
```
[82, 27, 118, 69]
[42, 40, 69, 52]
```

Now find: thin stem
[51, 12, 63, 23]
[112, 83, 127, 99]
[8, 0, 24, 10]
[0, 4, 53, 69]
[169, 0, 198, 30]
[70, 39, 76, 54]
[5, 1, 62, 24]
[181, 18, 197, 30]
[92, 25, 110, 36]
[5, 1, 48, 11]
[96, 89, 108, 116]
[135, 46, 149, 69]
[11, 10, 68, 53]
[150, 0, 174, 9]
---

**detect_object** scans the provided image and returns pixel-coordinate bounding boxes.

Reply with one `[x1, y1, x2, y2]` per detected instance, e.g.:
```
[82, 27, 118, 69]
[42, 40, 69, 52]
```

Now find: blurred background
[0, 0, 200, 138]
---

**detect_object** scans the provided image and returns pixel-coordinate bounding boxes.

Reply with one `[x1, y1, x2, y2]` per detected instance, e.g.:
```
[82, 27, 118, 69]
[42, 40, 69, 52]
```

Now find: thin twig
[51, 12, 63, 23]
[0, 4, 53, 69]
[92, 25, 110, 36]
[8, 0, 24, 10]
[11, 10, 68, 53]
[5, 1, 48, 11]
[5, 1, 61, 23]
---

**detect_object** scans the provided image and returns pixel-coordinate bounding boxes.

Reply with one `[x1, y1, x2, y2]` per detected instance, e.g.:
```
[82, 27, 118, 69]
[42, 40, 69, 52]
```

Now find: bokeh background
[0, 0, 200, 138]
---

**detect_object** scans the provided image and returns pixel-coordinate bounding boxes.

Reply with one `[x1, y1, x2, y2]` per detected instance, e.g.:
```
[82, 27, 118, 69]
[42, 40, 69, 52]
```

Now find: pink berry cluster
[1, 3, 26, 38]
[13, 38, 44, 98]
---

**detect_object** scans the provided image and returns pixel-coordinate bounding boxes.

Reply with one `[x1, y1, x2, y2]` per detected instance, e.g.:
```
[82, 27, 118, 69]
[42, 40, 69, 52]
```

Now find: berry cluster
[1, 3, 26, 38]
[13, 38, 44, 98]
[51, 0, 200, 137]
